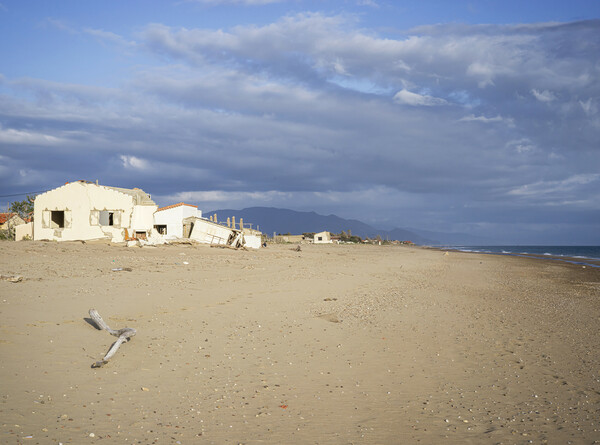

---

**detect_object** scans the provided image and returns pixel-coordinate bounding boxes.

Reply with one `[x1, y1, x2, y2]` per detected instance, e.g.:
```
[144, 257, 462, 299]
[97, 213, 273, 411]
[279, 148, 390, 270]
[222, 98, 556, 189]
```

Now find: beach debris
[317, 313, 341, 323]
[1, 275, 23, 283]
[111, 267, 133, 272]
[292, 245, 301, 252]
[88, 308, 136, 368]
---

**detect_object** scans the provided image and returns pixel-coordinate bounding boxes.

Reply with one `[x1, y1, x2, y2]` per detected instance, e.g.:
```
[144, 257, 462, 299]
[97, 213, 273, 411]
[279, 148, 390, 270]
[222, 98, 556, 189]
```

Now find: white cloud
[506, 138, 536, 154]
[120, 155, 151, 170]
[393, 89, 447, 106]
[531, 89, 556, 102]
[84, 28, 137, 48]
[42, 17, 78, 34]
[356, 0, 379, 7]
[0, 126, 63, 145]
[459, 114, 514, 126]
[161, 190, 292, 205]
[466, 62, 496, 88]
[579, 98, 596, 115]
[508, 174, 600, 198]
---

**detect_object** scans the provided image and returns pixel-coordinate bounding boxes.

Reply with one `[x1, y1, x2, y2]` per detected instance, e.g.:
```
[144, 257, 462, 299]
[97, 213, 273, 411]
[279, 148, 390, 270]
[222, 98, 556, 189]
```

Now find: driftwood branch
[89, 308, 136, 368]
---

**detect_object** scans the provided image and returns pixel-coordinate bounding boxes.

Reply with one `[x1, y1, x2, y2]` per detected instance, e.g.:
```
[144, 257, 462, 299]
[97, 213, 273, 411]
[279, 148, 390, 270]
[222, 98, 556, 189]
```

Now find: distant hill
[205, 207, 435, 244]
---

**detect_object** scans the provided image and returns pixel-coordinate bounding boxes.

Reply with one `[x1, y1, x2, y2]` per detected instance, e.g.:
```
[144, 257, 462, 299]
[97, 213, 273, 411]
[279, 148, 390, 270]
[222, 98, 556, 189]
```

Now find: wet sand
[1, 241, 599, 444]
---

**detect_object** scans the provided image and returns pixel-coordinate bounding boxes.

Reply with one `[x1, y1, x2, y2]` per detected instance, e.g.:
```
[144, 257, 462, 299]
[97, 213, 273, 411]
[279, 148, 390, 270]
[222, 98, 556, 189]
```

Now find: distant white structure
[313, 231, 333, 244]
[153, 203, 202, 239]
[33, 180, 157, 242]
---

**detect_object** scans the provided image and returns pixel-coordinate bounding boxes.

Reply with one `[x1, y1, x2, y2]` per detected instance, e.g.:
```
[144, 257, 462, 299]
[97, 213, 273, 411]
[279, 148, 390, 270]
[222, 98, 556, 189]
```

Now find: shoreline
[432, 245, 600, 268]
[1, 241, 599, 444]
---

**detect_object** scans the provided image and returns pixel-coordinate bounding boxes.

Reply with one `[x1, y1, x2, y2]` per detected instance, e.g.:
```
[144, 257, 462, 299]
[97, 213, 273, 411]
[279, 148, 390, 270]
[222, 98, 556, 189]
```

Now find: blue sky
[1, 0, 599, 244]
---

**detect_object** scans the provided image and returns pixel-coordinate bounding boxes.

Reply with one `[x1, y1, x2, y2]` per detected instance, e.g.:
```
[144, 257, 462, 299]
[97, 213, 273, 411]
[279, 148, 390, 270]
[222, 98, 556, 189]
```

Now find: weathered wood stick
[89, 308, 136, 368]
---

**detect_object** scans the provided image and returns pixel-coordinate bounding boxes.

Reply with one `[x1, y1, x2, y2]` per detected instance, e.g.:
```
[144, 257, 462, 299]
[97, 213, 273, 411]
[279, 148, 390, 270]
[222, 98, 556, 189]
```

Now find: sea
[440, 245, 600, 268]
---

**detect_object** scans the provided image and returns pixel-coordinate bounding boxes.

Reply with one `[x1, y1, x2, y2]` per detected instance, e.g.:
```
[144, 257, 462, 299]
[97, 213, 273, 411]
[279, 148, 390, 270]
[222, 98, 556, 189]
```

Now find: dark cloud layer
[0, 14, 598, 243]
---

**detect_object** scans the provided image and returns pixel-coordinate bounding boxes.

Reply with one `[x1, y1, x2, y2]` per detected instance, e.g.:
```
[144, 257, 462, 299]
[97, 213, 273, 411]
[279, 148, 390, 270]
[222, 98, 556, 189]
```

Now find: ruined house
[33, 181, 157, 242]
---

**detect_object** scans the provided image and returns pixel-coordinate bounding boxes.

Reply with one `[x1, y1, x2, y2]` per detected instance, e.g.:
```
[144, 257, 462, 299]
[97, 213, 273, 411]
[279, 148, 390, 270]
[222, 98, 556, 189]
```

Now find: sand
[1, 241, 599, 444]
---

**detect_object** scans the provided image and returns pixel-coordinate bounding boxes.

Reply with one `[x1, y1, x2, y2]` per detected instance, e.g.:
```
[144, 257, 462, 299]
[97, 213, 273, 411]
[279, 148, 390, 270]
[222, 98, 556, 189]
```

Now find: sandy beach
[1, 241, 599, 444]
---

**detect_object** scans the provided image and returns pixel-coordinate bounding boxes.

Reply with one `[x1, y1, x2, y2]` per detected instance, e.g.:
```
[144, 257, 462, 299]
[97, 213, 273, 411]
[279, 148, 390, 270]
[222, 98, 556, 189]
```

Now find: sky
[0, 0, 599, 244]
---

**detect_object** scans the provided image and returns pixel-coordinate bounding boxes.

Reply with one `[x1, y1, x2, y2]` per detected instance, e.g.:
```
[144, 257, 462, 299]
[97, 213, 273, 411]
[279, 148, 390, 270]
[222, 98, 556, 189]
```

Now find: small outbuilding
[313, 231, 333, 244]
[0, 213, 26, 239]
[0, 213, 25, 231]
[153, 203, 202, 240]
[33, 180, 157, 242]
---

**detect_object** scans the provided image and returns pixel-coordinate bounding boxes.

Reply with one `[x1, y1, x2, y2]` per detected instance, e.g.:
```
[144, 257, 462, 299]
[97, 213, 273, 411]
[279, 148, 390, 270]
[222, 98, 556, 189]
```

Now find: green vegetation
[9, 195, 35, 220]
[338, 230, 362, 243]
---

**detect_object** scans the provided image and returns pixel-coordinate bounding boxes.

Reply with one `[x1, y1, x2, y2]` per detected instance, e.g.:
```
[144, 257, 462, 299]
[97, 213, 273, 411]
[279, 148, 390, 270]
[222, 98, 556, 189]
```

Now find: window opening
[154, 225, 167, 235]
[51, 211, 65, 228]
[99, 211, 115, 226]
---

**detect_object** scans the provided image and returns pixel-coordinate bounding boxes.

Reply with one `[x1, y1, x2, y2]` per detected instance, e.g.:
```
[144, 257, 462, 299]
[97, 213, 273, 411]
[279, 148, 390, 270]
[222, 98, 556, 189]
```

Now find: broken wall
[185, 217, 235, 245]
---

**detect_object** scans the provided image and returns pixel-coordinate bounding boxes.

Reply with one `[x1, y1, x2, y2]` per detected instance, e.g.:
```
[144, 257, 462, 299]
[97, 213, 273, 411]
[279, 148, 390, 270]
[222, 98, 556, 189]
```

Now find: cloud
[579, 98, 597, 116]
[458, 114, 514, 126]
[505, 138, 536, 154]
[41, 17, 79, 34]
[84, 28, 137, 48]
[507, 174, 600, 205]
[531, 89, 556, 102]
[0, 125, 63, 145]
[393, 89, 448, 106]
[120, 155, 151, 170]
[160, 189, 292, 204]
[356, 0, 379, 7]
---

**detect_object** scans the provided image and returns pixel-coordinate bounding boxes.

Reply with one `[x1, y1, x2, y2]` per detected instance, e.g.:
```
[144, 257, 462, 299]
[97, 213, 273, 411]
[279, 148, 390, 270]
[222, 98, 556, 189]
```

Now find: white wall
[244, 234, 262, 249]
[132, 205, 157, 232]
[15, 222, 33, 240]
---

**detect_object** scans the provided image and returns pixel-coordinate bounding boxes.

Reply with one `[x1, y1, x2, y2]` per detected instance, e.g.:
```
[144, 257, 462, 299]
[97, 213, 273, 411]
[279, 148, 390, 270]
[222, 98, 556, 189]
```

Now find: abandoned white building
[33, 181, 157, 242]
[313, 231, 333, 244]
[153, 203, 202, 239]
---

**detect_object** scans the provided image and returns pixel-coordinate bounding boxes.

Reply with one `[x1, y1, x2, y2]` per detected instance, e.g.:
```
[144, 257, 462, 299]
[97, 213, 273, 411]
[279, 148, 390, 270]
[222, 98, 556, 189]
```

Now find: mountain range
[205, 207, 495, 245]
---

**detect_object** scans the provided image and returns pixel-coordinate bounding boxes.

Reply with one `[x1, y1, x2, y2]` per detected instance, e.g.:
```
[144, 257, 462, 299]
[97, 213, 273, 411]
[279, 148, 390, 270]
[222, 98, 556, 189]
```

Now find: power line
[0, 190, 49, 199]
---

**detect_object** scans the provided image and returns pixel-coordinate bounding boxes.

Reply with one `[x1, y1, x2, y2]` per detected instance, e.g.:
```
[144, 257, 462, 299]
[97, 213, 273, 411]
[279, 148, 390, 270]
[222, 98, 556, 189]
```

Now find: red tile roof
[0, 213, 16, 224]
[156, 202, 198, 212]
